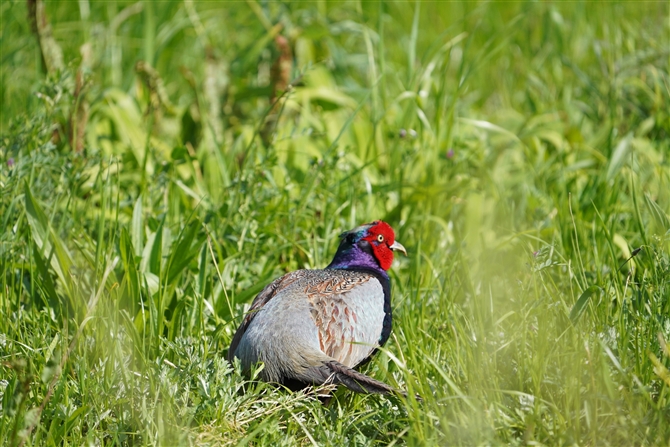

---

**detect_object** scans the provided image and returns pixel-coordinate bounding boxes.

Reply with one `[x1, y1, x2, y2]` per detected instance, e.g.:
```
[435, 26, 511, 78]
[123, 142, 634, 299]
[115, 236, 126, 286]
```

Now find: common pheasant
[227, 221, 407, 395]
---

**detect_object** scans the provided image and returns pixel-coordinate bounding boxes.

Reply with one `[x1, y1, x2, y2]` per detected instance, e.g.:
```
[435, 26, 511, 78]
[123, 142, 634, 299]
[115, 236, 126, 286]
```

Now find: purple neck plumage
[326, 240, 389, 279]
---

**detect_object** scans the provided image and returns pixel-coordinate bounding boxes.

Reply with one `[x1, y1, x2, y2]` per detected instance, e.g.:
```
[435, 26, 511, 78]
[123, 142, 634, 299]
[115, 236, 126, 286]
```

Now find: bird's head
[329, 221, 406, 271]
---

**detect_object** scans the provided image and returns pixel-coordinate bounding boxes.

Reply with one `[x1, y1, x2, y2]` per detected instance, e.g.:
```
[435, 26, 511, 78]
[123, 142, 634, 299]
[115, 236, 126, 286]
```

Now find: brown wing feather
[305, 272, 380, 367]
[227, 270, 308, 362]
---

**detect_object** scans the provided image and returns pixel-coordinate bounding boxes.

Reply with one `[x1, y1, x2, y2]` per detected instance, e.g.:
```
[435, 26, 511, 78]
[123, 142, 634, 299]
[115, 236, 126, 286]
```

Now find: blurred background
[1, 1, 670, 445]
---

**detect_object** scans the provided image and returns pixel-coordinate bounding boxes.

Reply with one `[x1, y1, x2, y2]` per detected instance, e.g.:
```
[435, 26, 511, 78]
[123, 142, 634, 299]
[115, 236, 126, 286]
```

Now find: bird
[227, 220, 407, 396]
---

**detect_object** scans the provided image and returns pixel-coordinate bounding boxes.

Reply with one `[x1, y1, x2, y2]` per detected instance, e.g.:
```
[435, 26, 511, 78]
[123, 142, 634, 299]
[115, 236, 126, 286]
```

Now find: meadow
[1, 1, 670, 445]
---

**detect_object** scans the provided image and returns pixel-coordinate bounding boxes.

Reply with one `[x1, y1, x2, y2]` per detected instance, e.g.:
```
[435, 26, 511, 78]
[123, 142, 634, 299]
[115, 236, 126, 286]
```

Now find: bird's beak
[390, 241, 407, 256]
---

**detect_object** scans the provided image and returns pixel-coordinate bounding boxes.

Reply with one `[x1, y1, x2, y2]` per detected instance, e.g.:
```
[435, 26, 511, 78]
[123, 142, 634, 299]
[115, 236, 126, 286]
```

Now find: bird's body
[227, 221, 406, 395]
[233, 269, 388, 384]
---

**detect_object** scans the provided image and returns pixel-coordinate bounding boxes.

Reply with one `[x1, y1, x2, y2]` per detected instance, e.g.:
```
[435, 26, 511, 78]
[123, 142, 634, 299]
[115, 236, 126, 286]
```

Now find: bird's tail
[310, 359, 405, 396]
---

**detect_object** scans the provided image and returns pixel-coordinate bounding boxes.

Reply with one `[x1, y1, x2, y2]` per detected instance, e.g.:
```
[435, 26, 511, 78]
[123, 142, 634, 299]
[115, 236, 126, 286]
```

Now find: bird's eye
[377, 234, 384, 243]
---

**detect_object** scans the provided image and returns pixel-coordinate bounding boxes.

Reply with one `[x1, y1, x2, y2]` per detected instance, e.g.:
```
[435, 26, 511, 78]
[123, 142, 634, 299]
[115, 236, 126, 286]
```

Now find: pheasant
[227, 221, 407, 396]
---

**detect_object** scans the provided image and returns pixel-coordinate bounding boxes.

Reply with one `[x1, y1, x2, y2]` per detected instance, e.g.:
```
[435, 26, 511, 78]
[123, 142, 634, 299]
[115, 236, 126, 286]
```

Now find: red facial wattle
[362, 221, 397, 271]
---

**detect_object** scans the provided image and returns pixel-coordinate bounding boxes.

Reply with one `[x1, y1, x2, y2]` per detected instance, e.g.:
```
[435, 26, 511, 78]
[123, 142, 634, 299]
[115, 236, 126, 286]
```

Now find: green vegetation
[2, 1, 670, 445]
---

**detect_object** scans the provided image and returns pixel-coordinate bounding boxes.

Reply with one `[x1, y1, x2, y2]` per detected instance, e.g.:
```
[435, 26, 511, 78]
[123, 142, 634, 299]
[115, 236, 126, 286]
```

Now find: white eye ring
[377, 234, 384, 243]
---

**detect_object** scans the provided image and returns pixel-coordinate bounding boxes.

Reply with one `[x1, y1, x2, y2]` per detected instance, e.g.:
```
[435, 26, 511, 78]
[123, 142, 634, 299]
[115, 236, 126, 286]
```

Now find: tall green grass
[1, 1, 669, 445]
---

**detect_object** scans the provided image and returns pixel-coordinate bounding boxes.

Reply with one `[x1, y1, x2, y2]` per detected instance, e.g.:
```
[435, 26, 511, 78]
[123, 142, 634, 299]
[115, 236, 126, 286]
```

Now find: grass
[1, 0, 670, 445]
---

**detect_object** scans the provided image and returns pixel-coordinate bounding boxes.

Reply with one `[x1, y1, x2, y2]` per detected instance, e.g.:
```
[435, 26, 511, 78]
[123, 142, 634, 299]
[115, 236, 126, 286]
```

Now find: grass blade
[569, 285, 601, 324]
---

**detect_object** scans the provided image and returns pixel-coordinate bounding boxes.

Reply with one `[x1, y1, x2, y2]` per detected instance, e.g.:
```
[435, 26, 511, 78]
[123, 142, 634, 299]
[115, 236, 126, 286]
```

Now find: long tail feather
[318, 360, 405, 396]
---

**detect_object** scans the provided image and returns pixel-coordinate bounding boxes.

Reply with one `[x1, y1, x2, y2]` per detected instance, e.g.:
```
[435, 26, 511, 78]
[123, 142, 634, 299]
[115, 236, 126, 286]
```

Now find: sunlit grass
[1, 1, 669, 445]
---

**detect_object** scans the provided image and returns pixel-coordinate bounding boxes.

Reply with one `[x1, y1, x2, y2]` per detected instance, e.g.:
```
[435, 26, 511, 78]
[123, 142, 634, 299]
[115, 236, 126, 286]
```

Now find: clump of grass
[1, 1, 669, 445]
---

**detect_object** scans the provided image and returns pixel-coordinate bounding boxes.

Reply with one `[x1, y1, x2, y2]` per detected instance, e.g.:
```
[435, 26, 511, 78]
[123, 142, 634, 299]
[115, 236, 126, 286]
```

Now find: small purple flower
[446, 148, 454, 159]
[399, 129, 407, 138]
[7, 158, 14, 168]
[533, 250, 539, 257]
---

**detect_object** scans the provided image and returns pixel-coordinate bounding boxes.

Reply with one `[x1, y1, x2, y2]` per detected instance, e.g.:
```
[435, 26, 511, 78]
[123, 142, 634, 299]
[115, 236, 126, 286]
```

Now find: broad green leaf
[149, 219, 164, 276]
[197, 242, 208, 297]
[132, 197, 144, 257]
[100, 89, 151, 171]
[637, 117, 655, 137]
[649, 352, 670, 388]
[65, 405, 89, 431]
[143, 272, 160, 296]
[120, 228, 141, 301]
[643, 192, 670, 232]
[24, 182, 74, 297]
[458, 118, 524, 147]
[166, 219, 206, 285]
[570, 285, 601, 324]
[31, 243, 59, 309]
[47, 404, 89, 446]
[99, 89, 172, 172]
[408, 0, 420, 82]
[168, 298, 188, 340]
[606, 133, 633, 181]
[612, 234, 632, 260]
